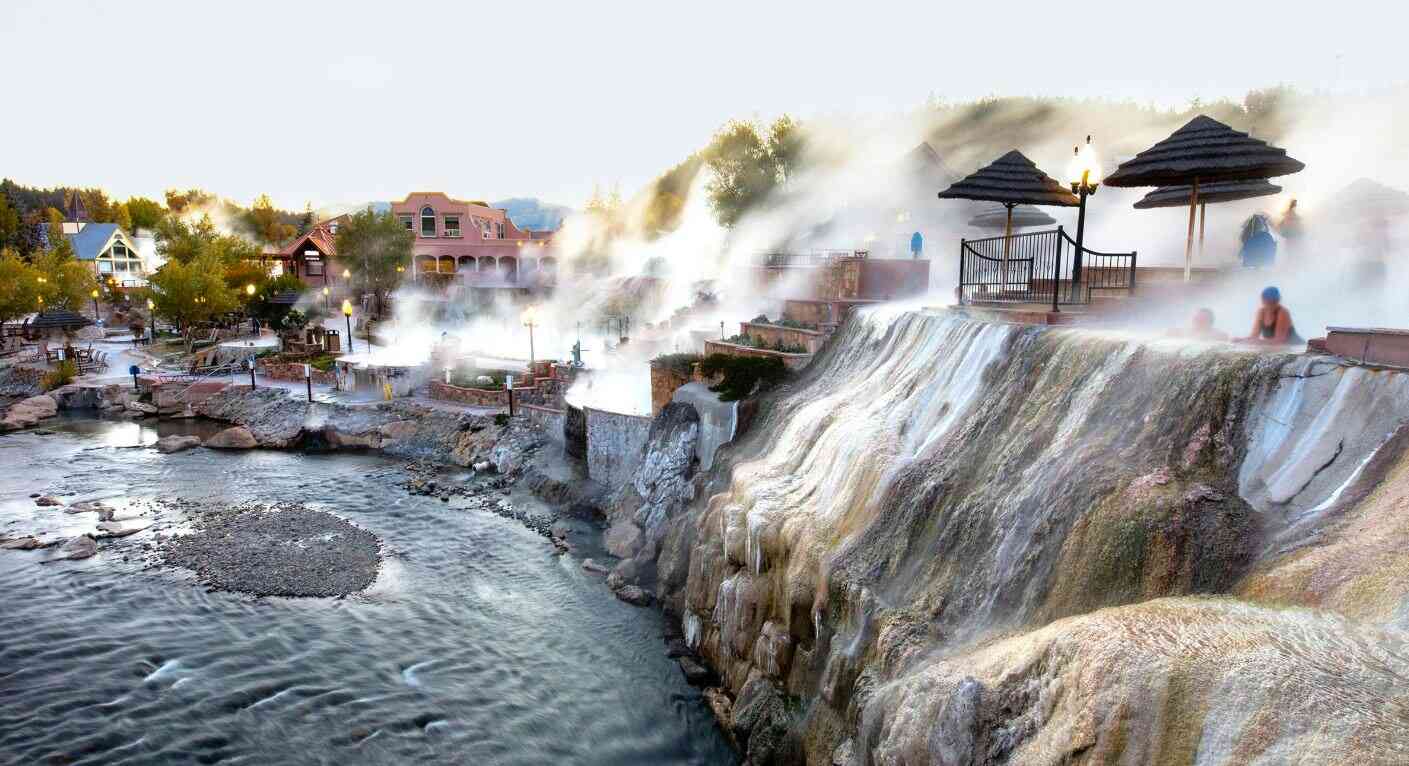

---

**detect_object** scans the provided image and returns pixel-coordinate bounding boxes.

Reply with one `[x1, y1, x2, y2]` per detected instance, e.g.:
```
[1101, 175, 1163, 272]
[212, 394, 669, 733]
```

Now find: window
[111, 242, 128, 258]
[399, 214, 413, 231]
[420, 206, 436, 237]
[444, 215, 460, 237]
[304, 249, 323, 276]
[496, 222, 505, 239]
[329, 223, 339, 234]
[98, 260, 113, 273]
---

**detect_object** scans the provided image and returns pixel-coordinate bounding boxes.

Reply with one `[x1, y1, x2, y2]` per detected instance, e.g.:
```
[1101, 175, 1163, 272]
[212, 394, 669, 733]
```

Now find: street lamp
[342, 299, 355, 353]
[521, 306, 538, 369]
[1067, 136, 1101, 290]
[322, 285, 330, 310]
[91, 289, 100, 321]
[147, 298, 155, 339]
[246, 283, 257, 298]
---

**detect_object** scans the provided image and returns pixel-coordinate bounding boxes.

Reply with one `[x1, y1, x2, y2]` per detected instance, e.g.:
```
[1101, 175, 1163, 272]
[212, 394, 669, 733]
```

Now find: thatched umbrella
[939, 150, 1078, 270]
[28, 309, 93, 332]
[968, 204, 1057, 230]
[1323, 178, 1409, 224]
[1134, 179, 1282, 258]
[1104, 115, 1304, 280]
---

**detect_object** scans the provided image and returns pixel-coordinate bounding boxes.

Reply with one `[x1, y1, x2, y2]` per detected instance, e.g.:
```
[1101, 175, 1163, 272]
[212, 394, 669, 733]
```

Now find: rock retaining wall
[585, 406, 653, 490]
[703, 340, 813, 371]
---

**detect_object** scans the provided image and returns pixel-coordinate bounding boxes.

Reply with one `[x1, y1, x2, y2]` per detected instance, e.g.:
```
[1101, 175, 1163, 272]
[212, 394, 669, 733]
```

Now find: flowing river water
[0, 417, 734, 765]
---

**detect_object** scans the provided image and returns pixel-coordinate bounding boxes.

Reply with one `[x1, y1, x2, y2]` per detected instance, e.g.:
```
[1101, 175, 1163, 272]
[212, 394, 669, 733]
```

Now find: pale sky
[2, 0, 1404, 211]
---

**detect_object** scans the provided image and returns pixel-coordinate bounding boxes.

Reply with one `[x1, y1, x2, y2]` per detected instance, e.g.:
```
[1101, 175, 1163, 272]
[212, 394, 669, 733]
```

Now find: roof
[1133, 179, 1282, 210]
[968, 204, 1057, 229]
[1103, 115, 1306, 188]
[277, 218, 340, 258]
[1325, 178, 1409, 219]
[65, 223, 124, 261]
[27, 309, 93, 330]
[938, 151, 1079, 207]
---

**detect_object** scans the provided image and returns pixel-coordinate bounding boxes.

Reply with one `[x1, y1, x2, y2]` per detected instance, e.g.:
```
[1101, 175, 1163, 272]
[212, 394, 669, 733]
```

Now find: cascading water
[651, 308, 1409, 764]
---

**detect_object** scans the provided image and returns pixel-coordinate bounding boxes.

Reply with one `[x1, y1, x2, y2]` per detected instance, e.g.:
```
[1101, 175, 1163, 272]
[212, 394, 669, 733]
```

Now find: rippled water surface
[0, 417, 734, 765]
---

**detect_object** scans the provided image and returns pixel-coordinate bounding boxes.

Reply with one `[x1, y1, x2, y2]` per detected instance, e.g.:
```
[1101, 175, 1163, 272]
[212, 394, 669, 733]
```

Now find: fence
[957, 226, 1136, 310]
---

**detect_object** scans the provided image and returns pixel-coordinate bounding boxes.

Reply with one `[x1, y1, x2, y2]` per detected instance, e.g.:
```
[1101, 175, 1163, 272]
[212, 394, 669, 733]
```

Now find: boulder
[613, 584, 653, 607]
[678, 656, 713, 686]
[34, 496, 62, 507]
[205, 425, 258, 449]
[95, 521, 148, 539]
[125, 401, 159, 415]
[66, 501, 115, 521]
[581, 558, 612, 575]
[604, 519, 644, 559]
[1, 395, 58, 431]
[155, 434, 202, 454]
[58, 535, 98, 560]
[1, 536, 45, 550]
[326, 427, 382, 450]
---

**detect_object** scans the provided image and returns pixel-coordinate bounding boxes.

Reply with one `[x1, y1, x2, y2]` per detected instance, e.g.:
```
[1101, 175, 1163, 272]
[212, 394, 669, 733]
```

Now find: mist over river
[0, 417, 733, 765]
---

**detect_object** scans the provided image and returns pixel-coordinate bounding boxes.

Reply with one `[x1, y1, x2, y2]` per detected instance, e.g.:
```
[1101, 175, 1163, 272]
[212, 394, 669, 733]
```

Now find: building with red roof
[390, 192, 557, 292]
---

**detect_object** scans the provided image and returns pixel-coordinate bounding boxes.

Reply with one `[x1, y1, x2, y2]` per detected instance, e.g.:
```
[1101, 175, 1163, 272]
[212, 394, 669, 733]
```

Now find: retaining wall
[703, 340, 814, 371]
[585, 405, 653, 490]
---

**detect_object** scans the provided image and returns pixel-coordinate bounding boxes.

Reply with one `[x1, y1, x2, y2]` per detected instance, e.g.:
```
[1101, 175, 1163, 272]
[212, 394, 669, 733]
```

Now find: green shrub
[700, 353, 788, 401]
[494, 413, 511, 427]
[42, 360, 77, 391]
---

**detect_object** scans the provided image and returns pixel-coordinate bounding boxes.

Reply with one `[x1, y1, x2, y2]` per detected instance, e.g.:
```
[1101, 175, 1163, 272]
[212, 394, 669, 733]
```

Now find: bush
[700, 353, 788, 401]
[42, 360, 77, 391]
[494, 413, 511, 427]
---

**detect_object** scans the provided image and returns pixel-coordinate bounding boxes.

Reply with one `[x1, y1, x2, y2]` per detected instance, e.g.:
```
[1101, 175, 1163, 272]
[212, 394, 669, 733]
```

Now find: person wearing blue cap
[1239, 286, 1303, 346]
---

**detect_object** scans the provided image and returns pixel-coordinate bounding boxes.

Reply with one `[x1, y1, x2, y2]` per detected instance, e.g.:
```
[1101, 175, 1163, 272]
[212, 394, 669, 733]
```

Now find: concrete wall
[585, 405, 654, 490]
[429, 381, 508, 407]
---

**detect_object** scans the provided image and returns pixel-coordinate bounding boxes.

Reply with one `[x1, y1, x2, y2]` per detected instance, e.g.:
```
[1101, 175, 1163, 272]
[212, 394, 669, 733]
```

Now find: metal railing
[958, 226, 1136, 310]
[755, 249, 869, 268]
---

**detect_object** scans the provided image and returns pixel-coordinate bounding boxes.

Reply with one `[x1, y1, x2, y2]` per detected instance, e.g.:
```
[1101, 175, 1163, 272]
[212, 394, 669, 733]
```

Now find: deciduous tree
[144, 253, 239, 344]
[334, 207, 412, 318]
[0, 248, 40, 326]
[32, 238, 97, 311]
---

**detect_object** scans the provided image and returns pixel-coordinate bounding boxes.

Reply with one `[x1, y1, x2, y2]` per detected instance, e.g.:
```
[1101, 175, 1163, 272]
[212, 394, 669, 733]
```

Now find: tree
[32, 238, 97, 311]
[125, 196, 165, 232]
[243, 193, 297, 246]
[144, 253, 239, 345]
[0, 248, 40, 326]
[703, 120, 782, 227]
[111, 201, 132, 231]
[334, 207, 413, 318]
[78, 188, 115, 222]
[0, 195, 21, 253]
[766, 115, 804, 184]
[154, 214, 218, 265]
[164, 188, 214, 215]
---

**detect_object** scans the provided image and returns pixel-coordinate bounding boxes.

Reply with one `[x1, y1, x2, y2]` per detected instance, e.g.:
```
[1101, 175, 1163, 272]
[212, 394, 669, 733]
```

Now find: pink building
[390, 192, 557, 292]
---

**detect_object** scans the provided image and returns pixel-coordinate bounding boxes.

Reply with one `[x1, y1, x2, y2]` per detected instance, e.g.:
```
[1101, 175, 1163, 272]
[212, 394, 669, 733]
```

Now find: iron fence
[958, 226, 1136, 310]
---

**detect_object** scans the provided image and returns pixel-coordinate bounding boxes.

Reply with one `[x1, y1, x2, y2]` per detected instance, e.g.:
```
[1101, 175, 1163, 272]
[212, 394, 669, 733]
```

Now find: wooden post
[1198, 200, 1207, 258]
[1184, 177, 1200, 282]
[1001, 203, 1014, 290]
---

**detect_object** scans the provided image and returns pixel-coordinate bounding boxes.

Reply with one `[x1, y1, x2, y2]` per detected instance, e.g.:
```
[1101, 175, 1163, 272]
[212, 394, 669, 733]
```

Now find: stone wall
[739, 322, 828, 354]
[521, 403, 565, 445]
[428, 381, 508, 408]
[702, 340, 813, 371]
[585, 405, 653, 490]
[256, 360, 337, 385]
[650, 361, 695, 416]
[783, 298, 879, 327]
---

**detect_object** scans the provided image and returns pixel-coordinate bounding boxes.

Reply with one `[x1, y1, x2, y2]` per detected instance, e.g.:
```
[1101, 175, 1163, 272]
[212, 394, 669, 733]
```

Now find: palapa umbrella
[1323, 178, 1409, 224]
[968, 204, 1057, 230]
[1134, 179, 1282, 258]
[27, 309, 94, 332]
[939, 150, 1078, 272]
[1104, 115, 1304, 281]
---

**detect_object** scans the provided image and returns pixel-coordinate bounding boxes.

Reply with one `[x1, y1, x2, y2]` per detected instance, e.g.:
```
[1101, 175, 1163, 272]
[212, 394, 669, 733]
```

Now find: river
[0, 416, 734, 765]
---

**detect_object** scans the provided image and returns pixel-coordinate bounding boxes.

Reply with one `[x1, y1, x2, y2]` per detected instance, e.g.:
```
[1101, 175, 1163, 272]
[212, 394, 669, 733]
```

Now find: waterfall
[662, 307, 1409, 763]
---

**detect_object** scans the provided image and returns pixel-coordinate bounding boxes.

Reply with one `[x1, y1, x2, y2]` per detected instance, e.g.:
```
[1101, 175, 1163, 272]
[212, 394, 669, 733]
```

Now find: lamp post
[146, 298, 155, 342]
[342, 299, 355, 353]
[90, 289, 100, 322]
[1068, 136, 1101, 294]
[522, 306, 538, 369]
[322, 286, 330, 311]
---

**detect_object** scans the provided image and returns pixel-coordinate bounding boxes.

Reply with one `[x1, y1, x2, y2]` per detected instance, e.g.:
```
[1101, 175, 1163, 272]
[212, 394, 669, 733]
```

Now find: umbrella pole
[1184, 178, 1200, 282]
[1002, 204, 1013, 292]
[1198, 200, 1206, 259]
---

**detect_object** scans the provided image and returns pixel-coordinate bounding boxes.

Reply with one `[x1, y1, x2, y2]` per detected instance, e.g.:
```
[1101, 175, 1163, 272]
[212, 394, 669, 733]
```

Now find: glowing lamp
[91, 289, 99, 298]
[341, 299, 353, 317]
[342, 268, 351, 280]
[147, 299, 155, 310]
[246, 283, 257, 296]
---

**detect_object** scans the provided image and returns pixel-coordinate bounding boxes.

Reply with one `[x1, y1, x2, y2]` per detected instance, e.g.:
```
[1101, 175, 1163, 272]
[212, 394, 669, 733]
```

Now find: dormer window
[420, 206, 436, 237]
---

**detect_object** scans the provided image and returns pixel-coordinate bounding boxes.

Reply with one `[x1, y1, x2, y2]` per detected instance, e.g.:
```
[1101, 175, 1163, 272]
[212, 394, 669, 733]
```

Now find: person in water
[1239, 286, 1303, 346]
[1171, 307, 1229, 342]
[1239, 214, 1278, 268]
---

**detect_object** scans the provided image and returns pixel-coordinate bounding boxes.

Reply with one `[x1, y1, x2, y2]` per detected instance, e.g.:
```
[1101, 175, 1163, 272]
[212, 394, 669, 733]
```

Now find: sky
[2, 0, 1405, 212]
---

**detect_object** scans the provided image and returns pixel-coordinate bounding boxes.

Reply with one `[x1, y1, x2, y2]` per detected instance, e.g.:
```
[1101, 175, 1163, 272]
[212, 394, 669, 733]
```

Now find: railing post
[1130, 251, 1138, 292]
[1051, 227, 1062, 313]
[958, 238, 966, 305]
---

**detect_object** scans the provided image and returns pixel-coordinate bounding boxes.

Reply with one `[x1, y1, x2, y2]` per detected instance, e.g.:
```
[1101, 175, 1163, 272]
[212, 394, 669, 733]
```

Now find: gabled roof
[277, 216, 344, 258]
[66, 223, 126, 261]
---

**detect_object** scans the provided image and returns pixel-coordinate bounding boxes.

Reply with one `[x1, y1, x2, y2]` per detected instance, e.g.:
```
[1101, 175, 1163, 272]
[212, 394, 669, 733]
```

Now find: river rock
[155, 435, 202, 454]
[613, 584, 653, 607]
[66, 500, 116, 520]
[125, 401, 159, 415]
[2, 395, 58, 431]
[35, 495, 62, 507]
[604, 519, 644, 559]
[58, 535, 98, 560]
[581, 558, 611, 575]
[1, 536, 45, 550]
[205, 425, 258, 449]
[677, 656, 713, 685]
[96, 521, 147, 539]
